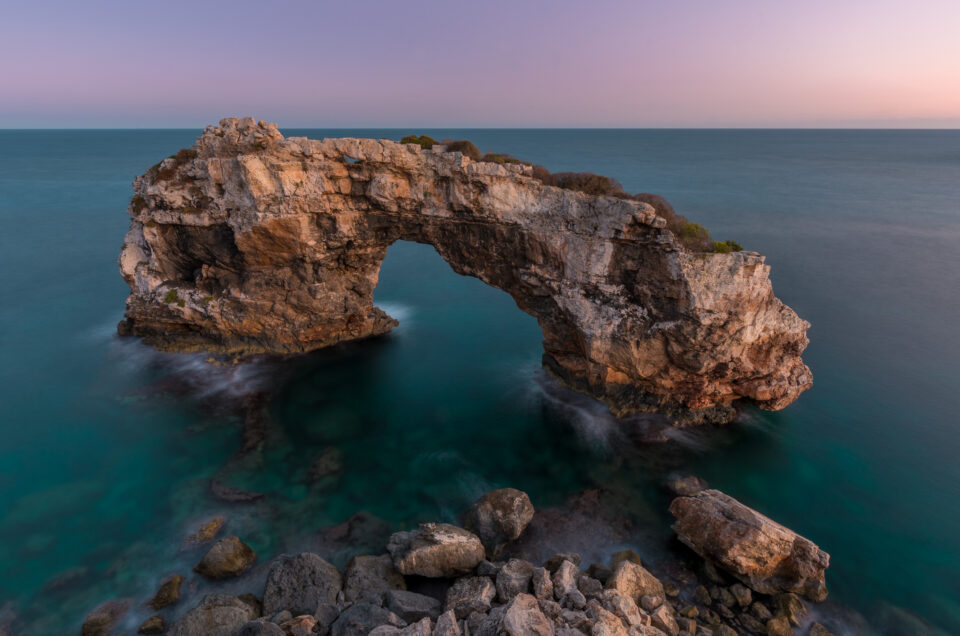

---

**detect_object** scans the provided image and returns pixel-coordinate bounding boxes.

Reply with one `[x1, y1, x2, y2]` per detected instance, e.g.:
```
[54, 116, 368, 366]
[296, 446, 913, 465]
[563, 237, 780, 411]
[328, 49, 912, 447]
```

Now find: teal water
[0, 129, 958, 634]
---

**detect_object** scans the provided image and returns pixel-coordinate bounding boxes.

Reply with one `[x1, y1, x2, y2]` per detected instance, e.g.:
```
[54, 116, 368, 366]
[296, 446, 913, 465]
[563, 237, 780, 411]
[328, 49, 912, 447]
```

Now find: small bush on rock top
[711, 240, 743, 253]
[400, 135, 437, 149]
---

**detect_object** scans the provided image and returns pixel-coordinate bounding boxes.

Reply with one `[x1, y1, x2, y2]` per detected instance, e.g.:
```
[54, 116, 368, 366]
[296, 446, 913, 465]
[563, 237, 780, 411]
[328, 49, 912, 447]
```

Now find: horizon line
[2, 126, 959, 131]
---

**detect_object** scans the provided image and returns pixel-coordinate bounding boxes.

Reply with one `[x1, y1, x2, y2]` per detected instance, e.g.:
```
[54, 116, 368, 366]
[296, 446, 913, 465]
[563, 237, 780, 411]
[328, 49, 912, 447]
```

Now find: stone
[263, 552, 342, 616]
[273, 611, 293, 624]
[765, 616, 792, 636]
[676, 617, 696, 636]
[385, 589, 443, 623]
[610, 550, 644, 570]
[330, 602, 404, 636]
[343, 553, 406, 603]
[553, 560, 580, 599]
[82, 599, 130, 636]
[387, 523, 485, 577]
[434, 609, 461, 636]
[238, 619, 286, 636]
[532, 566, 554, 600]
[463, 489, 536, 556]
[717, 588, 735, 608]
[807, 622, 834, 636]
[693, 586, 711, 606]
[640, 595, 662, 612]
[750, 602, 772, 621]
[649, 605, 679, 636]
[773, 593, 806, 627]
[589, 603, 630, 636]
[476, 560, 502, 577]
[279, 615, 318, 636]
[544, 553, 582, 572]
[170, 594, 260, 636]
[663, 582, 680, 598]
[729, 584, 752, 607]
[314, 603, 340, 629]
[739, 613, 766, 634]
[539, 599, 562, 621]
[137, 615, 165, 635]
[601, 591, 645, 627]
[183, 516, 226, 547]
[501, 593, 554, 635]
[147, 574, 183, 610]
[561, 589, 587, 610]
[497, 558, 535, 602]
[605, 561, 664, 603]
[588, 563, 613, 584]
[578, 575, 604, 600]
[669, 491, 830, 601]
[193, 536, 256, 579]
[714, 626, 737, 636]
[119, 118, 811, 425]
[445, 576, 496, 619]
[678, 606, 698, 619]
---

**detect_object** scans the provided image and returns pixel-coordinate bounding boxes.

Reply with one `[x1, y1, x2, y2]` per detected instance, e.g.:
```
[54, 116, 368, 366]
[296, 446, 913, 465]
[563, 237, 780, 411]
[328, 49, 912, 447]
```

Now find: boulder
[238, 619, 286, 635]
[434, 610, 461, 636]
[649, 604, 678, 636]
[343, 553, 406, 603]
[552, 560, 580, 599]
[663, 476, 708, 498]
[279, 614, 318, 636]
[330, 602, 404, 636]
[445, 576, 496, 619]
[370, 617, 433, 635]
[170, 594, 260, 636]
[588, 603, 629, 636]
[387, 523, 485, 577]
[147, 573, 183, 610]
[766, 616, 793, 636]
[262, 552, 342, 616]
[531, 566, 554, 600]
[193, 536, 256, 579]
[82, 599, 130, 636]
[600, 591, 645, 627]
[669, 490, 830, 601]
[385, 589, 443, 623]
[137, 615, 166, 634]
[605, 561, 664, 602]
[501, 593, 553, 635]
[463, 489, 535, 556]
[496, 558, 535, 602]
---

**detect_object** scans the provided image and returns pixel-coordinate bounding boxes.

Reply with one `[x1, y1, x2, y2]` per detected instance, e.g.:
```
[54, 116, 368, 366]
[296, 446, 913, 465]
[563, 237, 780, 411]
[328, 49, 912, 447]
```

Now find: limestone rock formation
[118, 117, 812, 422]
[669, 489, 830, 601]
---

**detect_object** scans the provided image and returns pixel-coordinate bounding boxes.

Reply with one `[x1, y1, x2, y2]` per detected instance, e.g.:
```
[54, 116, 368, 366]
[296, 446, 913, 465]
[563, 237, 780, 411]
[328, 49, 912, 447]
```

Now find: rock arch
[119, 118, 812, 424]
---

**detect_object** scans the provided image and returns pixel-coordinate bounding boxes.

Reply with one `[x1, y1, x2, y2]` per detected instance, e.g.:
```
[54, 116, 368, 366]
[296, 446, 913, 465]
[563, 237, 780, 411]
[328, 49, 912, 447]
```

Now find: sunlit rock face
[118, 117, 811, 423]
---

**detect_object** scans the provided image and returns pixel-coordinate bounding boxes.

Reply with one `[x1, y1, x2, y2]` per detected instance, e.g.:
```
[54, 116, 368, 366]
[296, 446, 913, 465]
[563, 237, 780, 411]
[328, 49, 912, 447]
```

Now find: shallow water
[0, 129, 958, 634]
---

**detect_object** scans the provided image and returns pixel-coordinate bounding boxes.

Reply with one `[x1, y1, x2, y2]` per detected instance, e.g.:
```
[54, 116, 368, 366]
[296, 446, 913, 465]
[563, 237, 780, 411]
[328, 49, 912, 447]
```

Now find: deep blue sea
[0, 129, 958, 635]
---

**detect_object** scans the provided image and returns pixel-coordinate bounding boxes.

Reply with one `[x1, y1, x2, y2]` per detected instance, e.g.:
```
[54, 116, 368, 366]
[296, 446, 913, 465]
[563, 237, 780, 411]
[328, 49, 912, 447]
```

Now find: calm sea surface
[0, 129, 958, 634]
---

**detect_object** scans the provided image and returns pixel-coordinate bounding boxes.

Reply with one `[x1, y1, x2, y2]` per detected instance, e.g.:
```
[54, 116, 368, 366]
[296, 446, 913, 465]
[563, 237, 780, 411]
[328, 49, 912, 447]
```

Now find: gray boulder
[238, 618, 285, 635]
[496, 558, 535, 602]
[445, 576, 496, 619]
[343, 553, 406, 603]
[463, 489, 535, 556]
[170, 594, 260, 636]
[501, 593, 553, 635]
[330, 602, 404, 636]
[385, 589, 443, 623]
[262, 552, 342, 616]
[387, 523, 484, 577]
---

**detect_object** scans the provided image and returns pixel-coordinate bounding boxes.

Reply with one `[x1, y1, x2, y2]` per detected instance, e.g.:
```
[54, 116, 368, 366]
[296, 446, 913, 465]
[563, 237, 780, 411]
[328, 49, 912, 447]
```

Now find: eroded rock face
[669, 489, 830, 601]
[118, 117, 811, 423]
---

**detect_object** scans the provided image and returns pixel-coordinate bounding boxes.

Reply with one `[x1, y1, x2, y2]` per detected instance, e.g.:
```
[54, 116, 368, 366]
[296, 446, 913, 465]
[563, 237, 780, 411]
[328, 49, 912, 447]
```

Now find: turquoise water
[0, 129, 958, 634]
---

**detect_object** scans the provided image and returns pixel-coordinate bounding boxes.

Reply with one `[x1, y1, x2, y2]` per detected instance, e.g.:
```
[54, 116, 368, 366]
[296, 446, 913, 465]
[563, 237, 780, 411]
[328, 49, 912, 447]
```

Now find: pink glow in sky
[2, 0, 959, 127]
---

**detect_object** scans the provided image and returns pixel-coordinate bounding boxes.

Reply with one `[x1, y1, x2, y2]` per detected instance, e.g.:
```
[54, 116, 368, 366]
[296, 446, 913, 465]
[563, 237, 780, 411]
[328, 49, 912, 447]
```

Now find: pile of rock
[81, 487, 836, 636]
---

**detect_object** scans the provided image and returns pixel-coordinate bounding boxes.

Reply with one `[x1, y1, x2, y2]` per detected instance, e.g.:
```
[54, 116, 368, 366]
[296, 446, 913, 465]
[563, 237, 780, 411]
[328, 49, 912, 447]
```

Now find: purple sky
[2, 0, 958, 128]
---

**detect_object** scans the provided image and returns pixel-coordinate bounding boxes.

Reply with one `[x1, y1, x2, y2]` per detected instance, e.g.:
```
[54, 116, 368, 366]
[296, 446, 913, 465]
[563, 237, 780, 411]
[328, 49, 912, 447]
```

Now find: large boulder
[463, 489, 535, 556]
[445, 576, 497, 619]
[262, 552, 342, 616]
[501, 593, 553, 635]
[170, 594, 260, 636]
[387, 523, 485, 577]
[343, 553, 407, 603]
[604, 560, 663, 602]
[193, 536, 256, 579]
[669, 490, 830, 601]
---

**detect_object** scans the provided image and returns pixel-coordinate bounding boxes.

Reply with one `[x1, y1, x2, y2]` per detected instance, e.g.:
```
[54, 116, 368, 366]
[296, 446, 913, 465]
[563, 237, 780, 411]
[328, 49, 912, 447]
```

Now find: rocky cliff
[118, 117, 812, 423]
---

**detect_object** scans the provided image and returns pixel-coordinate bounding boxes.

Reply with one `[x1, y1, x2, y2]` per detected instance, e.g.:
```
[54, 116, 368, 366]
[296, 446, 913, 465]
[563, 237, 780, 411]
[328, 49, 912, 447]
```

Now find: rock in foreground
[669, 489, 830, 601]
[463, 488, 535, 557]
[387, 523, 485, 577]
[117, 117, 812, 423]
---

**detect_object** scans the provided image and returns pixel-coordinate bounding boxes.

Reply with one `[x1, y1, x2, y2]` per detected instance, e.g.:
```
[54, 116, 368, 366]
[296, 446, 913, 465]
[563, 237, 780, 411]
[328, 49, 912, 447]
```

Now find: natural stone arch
[119, 118, 811, 424]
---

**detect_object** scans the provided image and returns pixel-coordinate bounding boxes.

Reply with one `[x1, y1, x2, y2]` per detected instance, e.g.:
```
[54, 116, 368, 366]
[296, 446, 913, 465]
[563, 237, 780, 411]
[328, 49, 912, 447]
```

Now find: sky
[1, 0, 959, 128]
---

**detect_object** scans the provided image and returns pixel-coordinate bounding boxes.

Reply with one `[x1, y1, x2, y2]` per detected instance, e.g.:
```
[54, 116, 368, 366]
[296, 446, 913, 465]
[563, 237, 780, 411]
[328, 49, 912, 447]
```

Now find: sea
[0, 128, 957, 635]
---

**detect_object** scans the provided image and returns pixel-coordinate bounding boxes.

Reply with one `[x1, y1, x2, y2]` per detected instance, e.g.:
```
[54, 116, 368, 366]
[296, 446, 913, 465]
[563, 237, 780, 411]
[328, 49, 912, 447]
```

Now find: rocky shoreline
[75, 484, 838, 636]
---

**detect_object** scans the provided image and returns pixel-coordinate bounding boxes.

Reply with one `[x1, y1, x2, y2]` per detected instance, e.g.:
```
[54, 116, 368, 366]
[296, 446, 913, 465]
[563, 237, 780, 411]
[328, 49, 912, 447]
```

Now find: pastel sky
[2, 0, 959, 128]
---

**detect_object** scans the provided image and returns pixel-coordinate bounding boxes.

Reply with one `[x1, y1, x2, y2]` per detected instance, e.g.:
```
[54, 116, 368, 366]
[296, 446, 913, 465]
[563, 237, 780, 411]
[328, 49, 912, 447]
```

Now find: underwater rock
[193, 536, 257, 579]
[137, 615, 165, 634]
[147, 573, 183, 610]
[183, 516, 226, 547]
[669, 490, 830, 601]
[81, 599, 130, 636]
[210, 478, 265, 503]
[118, 117, 812, 424]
